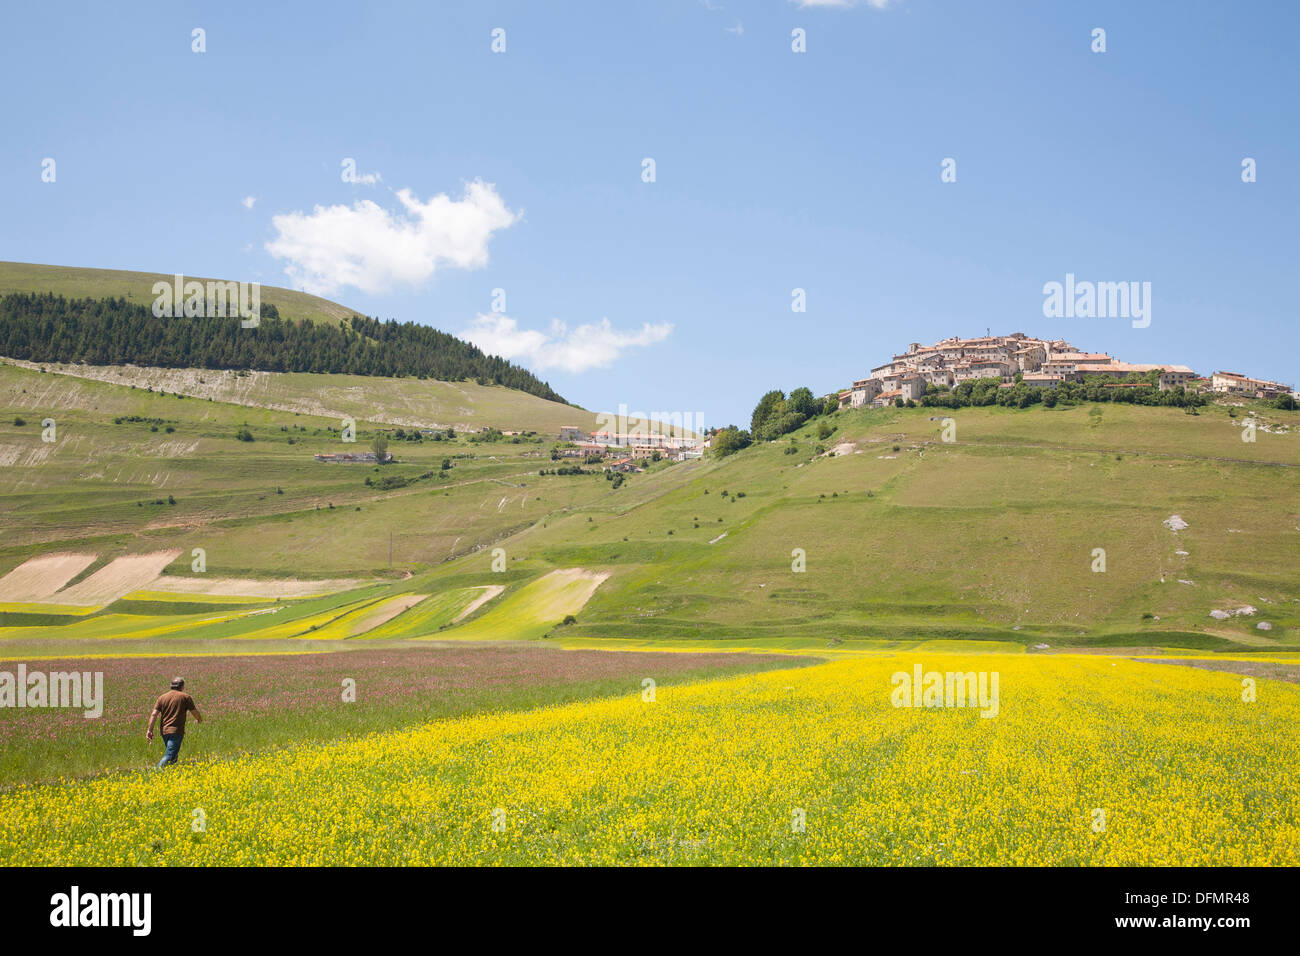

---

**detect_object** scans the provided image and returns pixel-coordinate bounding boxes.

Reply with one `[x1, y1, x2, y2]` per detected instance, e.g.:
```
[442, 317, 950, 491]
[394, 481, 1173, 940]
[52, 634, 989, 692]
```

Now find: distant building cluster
[1208, 371, 1294, 401]
[837, 332, 1291, 408]
[555, 425, 704, 462]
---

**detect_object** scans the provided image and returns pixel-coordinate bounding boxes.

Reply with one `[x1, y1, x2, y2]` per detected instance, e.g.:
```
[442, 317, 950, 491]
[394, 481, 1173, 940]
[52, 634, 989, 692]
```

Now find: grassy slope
[0, 361, 609, 570]
[0, 260, 358, 326]
[1, 355, 1297, 653]
[0, 259, 594, 432]
[446, 401, 1300, 651]
[0, 361, 596, 435]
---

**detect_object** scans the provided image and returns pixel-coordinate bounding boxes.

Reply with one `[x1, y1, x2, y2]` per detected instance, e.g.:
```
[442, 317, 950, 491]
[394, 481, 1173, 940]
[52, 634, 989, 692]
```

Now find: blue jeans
[157, 732, 184, 768]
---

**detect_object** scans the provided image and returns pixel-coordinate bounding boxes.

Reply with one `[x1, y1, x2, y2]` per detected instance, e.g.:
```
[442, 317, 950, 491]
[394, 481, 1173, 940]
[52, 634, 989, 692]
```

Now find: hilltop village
[836, 332, 1294, 409]
[310, 331, 1294, 470]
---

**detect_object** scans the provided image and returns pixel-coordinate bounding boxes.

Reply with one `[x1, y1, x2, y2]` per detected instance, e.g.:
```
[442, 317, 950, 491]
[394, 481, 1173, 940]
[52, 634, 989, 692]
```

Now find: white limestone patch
[1210, 605, 1256, 620]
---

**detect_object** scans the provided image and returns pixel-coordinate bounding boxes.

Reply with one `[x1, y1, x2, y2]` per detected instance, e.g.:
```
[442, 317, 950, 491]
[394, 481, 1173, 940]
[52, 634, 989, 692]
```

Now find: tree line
[0, 292, 568, 404]
[713, 370, 1221, 459]
[919, 374, 1207, 409]
[712, 385, 838, 457]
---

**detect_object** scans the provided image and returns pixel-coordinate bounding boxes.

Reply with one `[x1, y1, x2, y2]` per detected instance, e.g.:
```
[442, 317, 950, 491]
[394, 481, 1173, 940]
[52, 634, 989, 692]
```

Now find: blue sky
[2, 0, 1297, 426]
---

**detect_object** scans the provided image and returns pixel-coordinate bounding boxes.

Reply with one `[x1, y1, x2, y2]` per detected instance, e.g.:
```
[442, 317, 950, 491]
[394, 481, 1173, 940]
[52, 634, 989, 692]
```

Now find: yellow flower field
[1, 654, 1296, 866]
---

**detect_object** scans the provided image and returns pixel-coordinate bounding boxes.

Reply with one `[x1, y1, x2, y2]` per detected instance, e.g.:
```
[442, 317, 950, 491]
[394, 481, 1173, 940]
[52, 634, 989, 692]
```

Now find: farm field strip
[0, 602, 99, 616]
[0, 553, 97, 601]
[434, 569, 610, 642]
[356, 588, 485, 640]
[0, 610, 257, 641]
[46, 551, 182, 605]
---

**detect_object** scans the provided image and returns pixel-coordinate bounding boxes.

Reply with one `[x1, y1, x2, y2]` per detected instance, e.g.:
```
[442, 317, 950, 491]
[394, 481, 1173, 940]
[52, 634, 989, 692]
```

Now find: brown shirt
[154, 690, 196, 735]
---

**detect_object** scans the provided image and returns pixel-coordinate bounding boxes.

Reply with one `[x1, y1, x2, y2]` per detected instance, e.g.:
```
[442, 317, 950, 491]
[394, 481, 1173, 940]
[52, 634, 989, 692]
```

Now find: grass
[0, 361, 618, 575]
[500, 401, 1299, 651]
[0, 645, 817, 787]
[0, 353, 1296, 655]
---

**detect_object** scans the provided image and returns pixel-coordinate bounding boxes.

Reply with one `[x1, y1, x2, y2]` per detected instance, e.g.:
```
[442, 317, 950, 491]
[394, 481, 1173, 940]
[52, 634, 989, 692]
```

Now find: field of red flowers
[0, 645, 815, 785]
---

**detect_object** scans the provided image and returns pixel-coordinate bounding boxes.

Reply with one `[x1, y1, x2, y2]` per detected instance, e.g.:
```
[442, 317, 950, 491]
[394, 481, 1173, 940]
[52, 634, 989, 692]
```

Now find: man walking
[146, 677, 202, 769]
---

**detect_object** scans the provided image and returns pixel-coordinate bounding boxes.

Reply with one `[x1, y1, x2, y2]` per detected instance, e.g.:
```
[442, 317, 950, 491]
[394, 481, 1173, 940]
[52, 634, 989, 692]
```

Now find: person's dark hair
[170, 677, 185, 690]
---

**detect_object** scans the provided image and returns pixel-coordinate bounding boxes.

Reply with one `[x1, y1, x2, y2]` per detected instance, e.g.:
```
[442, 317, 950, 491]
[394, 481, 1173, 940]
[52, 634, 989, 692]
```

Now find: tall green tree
[750, 389, 786, 436]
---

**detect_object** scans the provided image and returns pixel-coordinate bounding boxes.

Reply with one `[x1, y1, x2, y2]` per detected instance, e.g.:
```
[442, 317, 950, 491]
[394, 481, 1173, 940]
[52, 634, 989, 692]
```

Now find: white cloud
[266, 180, 520, 296]
[241, 195, 257, 209]
[460, 314, 673, 374]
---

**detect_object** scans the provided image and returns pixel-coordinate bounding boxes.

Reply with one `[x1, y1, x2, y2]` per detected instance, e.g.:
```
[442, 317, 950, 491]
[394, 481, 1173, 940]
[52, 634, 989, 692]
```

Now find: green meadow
[0, 272, 1296, 808]
[0, 323, 1296, 658]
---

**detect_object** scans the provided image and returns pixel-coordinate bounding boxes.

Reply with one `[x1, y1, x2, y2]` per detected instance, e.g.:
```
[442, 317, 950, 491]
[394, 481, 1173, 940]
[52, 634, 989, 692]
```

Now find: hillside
[0, 261, 359, 327]
[0, 360, 607, 567]
[0, 359, 596, 434]
[1, 360, 1296, 656]
[0, 261, 567, 403]
[527, 400, 1299, 651]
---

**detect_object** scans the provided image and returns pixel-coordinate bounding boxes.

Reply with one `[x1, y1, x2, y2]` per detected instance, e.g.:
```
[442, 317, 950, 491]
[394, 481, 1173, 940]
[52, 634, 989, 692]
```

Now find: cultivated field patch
[143, 576, 360, 599]
[344, 594, 429, 637]
[0, 553, 96, 601]
[452, 585, 505, 623]
[440, 569, 610, 641]
[49, 551, 182, 605]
